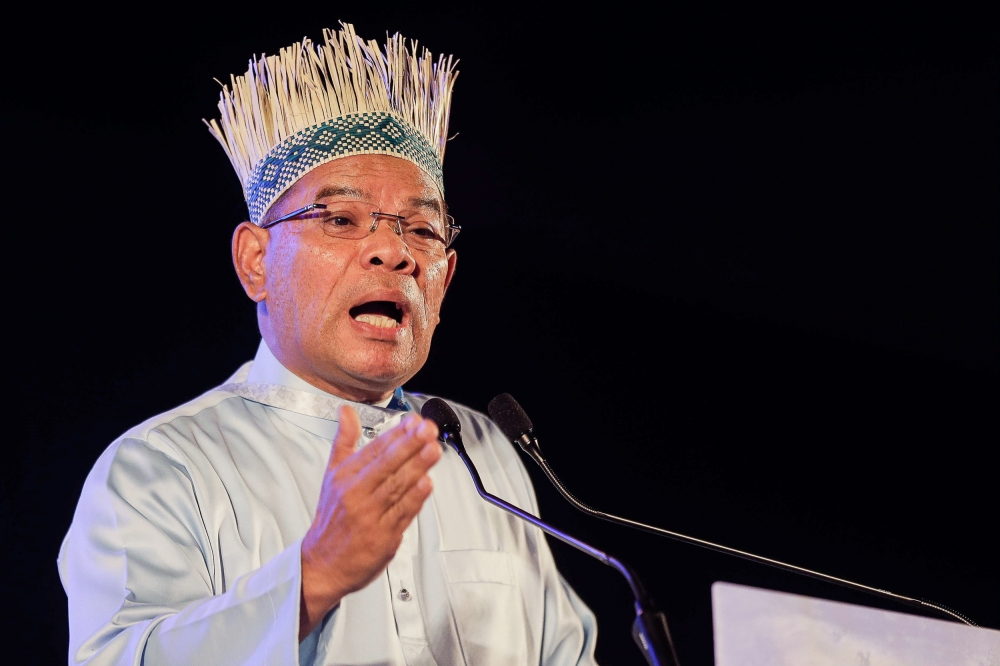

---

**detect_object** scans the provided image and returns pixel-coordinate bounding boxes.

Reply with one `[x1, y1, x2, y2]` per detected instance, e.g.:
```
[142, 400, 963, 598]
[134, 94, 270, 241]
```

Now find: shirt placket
[350, 410, 434, 664]
[387, 510, 432, 664]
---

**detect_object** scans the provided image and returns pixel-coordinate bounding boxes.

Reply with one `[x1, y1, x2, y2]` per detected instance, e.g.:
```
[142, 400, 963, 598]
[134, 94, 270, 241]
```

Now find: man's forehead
[313, 184, 442, 214]
[303, 156, 442, 209]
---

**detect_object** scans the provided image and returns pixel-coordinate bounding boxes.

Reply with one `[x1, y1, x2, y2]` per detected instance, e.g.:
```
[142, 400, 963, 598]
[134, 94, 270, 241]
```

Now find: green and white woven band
[246, 112, 443, 225]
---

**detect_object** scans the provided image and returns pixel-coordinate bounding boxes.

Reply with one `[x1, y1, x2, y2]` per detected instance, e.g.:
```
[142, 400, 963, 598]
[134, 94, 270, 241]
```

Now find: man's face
[234, 155, 457, 402]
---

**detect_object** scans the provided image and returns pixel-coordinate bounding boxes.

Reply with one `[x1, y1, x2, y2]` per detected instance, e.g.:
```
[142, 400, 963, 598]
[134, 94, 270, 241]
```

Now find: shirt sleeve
[58, 437, 306, 666]
[543, 575, 600, 665]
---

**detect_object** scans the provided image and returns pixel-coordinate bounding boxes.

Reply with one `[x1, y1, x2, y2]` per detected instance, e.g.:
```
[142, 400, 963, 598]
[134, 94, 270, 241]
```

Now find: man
[58, 24, 598, 666]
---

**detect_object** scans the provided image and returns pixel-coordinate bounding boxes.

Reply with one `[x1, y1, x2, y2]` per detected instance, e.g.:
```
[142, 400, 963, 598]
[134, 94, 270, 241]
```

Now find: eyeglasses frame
[260, 203, 461, 249]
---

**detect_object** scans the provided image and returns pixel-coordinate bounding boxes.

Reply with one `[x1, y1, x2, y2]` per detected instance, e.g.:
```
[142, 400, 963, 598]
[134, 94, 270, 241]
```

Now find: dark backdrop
[3, 3, 997, 664]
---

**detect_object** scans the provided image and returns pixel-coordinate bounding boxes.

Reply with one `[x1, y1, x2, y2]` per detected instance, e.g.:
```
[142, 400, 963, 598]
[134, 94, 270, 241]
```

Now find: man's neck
[245, 339, 395, 407]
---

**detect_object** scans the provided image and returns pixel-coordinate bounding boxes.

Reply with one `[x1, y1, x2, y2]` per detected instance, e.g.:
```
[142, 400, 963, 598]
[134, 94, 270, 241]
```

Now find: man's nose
[359, 220, 414, 273]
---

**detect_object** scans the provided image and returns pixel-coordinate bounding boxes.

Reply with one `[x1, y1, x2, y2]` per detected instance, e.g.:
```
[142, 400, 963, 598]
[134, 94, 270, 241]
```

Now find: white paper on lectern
[712, 582, 1000, 666]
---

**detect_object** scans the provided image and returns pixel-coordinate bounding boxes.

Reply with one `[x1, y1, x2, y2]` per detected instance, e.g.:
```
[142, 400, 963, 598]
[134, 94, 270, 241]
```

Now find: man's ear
[443, 249, 458, 295]
[232, 222, 270, 302]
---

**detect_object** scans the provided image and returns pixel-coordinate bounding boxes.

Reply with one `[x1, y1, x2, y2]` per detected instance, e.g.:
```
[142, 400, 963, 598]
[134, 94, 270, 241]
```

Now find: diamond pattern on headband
[245, 112, 443, 225]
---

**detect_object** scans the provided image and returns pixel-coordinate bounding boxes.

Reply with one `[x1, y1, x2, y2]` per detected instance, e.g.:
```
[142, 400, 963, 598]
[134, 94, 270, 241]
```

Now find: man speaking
[58, 24, 597, 665]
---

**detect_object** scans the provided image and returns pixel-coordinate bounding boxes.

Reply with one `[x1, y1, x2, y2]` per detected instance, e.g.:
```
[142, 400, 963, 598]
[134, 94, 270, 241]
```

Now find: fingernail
[421, 442, 439, 460]
[417, 476, 432, 492]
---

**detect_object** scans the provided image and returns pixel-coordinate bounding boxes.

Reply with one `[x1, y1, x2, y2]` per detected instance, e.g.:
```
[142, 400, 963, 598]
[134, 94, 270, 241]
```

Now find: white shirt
[58, 341, 598, 665]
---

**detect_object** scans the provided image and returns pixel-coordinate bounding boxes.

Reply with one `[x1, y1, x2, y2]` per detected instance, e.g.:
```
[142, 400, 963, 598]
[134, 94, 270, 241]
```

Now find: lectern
[712, 582, 1000, 666]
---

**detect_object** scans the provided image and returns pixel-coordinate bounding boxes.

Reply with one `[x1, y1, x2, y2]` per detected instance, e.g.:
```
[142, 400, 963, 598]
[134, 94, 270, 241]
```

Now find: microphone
[420, 398, 680, 666]
[487, 393, 976, 627]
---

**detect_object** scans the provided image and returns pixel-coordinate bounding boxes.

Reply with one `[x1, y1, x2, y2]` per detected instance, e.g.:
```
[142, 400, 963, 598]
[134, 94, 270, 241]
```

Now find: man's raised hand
[299, 406, 441, 638]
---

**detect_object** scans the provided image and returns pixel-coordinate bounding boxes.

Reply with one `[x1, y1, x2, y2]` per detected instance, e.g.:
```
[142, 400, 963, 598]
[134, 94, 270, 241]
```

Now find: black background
[3, 3, 997, 664]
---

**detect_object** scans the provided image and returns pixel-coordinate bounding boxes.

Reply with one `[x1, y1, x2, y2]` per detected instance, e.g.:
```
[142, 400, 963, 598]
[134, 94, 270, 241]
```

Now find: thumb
[329, 405, 362, 469]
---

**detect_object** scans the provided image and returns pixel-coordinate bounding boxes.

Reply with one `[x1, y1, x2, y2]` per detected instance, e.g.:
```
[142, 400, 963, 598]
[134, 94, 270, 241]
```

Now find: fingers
[350, 413, 422, 470]
[329, 405, 362, 469]
[372, 439, 441, 506]
[358, 417, 440, 493]
[326, 411, 441, 521]
[382, 473, 434, 531]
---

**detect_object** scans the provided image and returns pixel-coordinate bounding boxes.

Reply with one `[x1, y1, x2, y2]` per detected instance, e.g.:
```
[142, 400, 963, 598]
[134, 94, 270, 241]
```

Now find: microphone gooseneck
[486, 393, 976, 627]
[420, 398, 680, 666]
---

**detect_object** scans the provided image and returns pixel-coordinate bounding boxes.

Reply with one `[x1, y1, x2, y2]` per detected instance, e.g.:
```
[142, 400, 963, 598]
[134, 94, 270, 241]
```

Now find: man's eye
[326, 216, 355, 227]
[408, 226, 438, 238]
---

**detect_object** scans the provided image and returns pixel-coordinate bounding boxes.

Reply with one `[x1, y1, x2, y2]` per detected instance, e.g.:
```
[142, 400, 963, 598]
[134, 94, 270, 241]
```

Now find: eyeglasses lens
[315, 203, 451, 250]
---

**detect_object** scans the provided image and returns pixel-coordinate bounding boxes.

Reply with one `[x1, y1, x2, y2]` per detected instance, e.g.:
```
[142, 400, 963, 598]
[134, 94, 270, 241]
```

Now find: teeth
[355, 314, 398, 328]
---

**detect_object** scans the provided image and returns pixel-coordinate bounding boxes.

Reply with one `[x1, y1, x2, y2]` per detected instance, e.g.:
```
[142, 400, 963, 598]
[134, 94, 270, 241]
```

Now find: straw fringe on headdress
[205, 23, 458, 225]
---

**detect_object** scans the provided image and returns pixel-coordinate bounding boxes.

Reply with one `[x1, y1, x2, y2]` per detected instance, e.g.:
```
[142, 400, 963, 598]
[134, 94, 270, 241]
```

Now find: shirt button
[398, 588, 411, 601]
[363, 426, 378, 439]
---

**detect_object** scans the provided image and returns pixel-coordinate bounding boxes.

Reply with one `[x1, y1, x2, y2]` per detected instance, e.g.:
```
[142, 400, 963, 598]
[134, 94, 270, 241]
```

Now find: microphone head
[488, 393, 534, 441]
[421, 398, 462, 436]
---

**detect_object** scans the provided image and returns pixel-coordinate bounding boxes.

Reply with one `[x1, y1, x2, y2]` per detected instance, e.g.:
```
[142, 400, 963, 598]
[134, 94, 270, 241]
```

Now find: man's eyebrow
[406, 196, 442, 214]
[315, 185, 370, 200]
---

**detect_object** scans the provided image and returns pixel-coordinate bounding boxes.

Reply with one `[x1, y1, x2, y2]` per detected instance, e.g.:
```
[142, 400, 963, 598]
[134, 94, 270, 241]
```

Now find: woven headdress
[206, 24, 458, 225]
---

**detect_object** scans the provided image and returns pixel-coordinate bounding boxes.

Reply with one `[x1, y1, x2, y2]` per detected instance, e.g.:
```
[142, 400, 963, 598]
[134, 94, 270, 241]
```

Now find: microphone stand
[440, 429, 681, 666]
[510, 430, 976, 627]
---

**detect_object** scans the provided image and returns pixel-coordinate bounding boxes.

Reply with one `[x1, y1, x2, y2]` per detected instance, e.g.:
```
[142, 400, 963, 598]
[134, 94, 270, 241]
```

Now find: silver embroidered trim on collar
[219, 382, 404, 427]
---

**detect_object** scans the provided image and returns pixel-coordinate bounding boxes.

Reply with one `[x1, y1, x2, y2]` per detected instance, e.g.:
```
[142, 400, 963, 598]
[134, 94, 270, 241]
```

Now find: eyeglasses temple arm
[259, 203, 327, 229]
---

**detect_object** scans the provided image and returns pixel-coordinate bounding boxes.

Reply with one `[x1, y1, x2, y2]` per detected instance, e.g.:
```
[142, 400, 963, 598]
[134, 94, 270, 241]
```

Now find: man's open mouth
[349, 301, 404, 329]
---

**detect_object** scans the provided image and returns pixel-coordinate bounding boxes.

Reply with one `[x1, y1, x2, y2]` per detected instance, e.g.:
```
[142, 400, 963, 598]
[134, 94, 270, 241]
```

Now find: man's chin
[313, 330, 424, 396]
[338, 356, 417, 395]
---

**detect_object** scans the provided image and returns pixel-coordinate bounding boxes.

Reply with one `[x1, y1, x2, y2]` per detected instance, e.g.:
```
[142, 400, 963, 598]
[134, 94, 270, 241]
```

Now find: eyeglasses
[260, 201, 461, 251]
